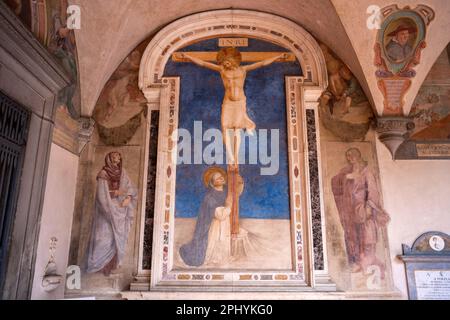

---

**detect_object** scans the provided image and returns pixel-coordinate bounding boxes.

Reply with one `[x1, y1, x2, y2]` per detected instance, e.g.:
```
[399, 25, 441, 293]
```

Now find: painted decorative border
[142, 111, 160, 270]
[150, 77, 309, 289]
[135, 9, 336, 291]
[374, 5, 434, 116]
[306, 109, 324, 271]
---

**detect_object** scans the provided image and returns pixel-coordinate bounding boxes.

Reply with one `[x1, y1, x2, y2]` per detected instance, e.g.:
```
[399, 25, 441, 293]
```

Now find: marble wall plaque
[399, 232, 450, 300]
[414, 270, 450, 300]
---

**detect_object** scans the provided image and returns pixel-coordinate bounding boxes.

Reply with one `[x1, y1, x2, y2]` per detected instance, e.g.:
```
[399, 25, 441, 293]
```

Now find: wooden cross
[172, 51, 296, 63]
[172, 49, 295, 250]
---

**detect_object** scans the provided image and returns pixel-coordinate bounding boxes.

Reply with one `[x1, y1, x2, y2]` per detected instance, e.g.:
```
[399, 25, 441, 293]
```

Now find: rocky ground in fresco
[173, 218, 293, 270]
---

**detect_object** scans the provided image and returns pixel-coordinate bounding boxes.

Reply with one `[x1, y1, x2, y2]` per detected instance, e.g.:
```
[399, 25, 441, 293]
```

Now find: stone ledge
[120, 290, 404, 300]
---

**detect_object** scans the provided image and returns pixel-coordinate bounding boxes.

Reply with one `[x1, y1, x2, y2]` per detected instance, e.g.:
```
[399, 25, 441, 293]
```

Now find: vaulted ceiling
[71, 0, 450, 117]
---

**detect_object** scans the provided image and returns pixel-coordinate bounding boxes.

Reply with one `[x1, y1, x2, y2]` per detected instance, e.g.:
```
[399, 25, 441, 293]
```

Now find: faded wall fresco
[318, 44, 374, 142]
[319, 47, 394, 292]
[165, 38, 300, 271]
[67, 35, 396, 295]
[92, 41, 149, 146]
[410, 47, 450, 141]
[321, 141, 394, 292]
[3, 0, 34, 31]
[3, 0, 81, 118]
[396, 44, 450, 159]
[68, 41, 150, 295]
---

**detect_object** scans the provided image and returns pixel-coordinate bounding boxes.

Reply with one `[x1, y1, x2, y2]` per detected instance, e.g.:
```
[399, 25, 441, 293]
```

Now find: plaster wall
[376, 139, 450, 298]
[31, 144, 79, 300]
[70, 0, 362, 116]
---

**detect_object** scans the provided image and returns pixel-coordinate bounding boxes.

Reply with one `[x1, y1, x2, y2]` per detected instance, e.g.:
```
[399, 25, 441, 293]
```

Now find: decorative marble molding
[300, 87, 335, 290]
[396, 141, 450, 160]
[0, 2, 70, 98]
[139, 9, 328, 92]
[121, 290, 403, 300]
[52, 110, 96, 155]
[133, 9, 335, 293]
[375, 117, 415, 158]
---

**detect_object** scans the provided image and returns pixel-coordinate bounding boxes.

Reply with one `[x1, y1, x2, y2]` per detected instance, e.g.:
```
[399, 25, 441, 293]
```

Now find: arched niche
[134, 9, 334, 293]
[139, 9, 327, 94]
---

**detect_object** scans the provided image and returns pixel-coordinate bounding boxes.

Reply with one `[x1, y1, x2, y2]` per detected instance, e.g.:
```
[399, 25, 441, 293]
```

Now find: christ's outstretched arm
[243, 53, 289, 72]
[180, 53, 222, 72]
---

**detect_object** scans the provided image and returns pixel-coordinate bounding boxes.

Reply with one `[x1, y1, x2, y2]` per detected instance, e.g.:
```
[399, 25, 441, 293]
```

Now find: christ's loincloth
[221, 98, 256, 130]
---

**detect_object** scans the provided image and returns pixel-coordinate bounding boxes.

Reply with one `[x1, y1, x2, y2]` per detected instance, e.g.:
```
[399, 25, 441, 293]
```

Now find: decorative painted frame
[374, 4, 435, 116]
[136, 10, 335, 291]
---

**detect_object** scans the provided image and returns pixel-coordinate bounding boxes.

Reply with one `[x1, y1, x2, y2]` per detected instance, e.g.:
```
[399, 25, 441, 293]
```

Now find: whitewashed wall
[31, 144, 79, 300]
[376, 139, 450, 298]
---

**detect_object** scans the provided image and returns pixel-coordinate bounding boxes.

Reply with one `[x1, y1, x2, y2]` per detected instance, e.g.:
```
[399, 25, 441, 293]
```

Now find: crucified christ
[179, 48, 288, 167]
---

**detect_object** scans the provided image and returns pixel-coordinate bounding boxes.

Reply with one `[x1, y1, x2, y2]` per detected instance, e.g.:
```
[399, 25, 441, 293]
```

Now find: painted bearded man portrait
[385, 24, 417, 63]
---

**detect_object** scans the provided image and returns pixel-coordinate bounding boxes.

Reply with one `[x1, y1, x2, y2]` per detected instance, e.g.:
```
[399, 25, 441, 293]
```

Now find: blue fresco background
[165, 38, 302, 220]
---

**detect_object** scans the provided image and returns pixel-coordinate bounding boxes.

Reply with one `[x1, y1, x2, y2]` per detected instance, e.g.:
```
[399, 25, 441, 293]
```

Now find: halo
[203, 166, 227, 187]
[217, 47, 242, 65]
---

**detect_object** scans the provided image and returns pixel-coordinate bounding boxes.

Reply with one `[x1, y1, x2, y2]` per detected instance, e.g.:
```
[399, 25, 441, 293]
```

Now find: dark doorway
[0, 90, 30, 293]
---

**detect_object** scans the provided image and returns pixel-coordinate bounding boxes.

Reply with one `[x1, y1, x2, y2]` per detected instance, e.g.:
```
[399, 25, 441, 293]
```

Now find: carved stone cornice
[0, 1, 70, 95]
[142, 84, 168, 108]
[375, 117, 415, 159]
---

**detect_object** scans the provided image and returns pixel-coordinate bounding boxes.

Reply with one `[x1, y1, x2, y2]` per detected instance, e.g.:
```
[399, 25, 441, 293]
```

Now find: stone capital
[375, 117, 415, 159]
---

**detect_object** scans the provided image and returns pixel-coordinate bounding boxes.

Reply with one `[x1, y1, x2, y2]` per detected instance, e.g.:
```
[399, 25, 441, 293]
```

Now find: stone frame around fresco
[146, 77, 325, 291]
[131, 10, 338, 292]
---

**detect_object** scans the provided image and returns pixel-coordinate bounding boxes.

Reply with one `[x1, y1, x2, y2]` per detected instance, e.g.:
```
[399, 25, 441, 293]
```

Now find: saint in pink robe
[331, 164, 390, 273]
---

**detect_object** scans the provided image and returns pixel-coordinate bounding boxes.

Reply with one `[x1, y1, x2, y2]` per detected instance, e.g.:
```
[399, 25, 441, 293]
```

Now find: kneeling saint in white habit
[204, 175, 245, 266]
[204, 206, 232, 265]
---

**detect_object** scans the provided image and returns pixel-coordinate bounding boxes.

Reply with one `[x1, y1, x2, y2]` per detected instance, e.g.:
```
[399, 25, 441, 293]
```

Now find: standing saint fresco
[48, 0, 80, 118]
[86, 152, 137, 276]
[331, 148, 390, 278]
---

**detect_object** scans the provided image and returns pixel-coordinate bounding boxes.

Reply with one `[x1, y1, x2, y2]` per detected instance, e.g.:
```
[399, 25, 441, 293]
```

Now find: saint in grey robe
[86, 169, 137, 273]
